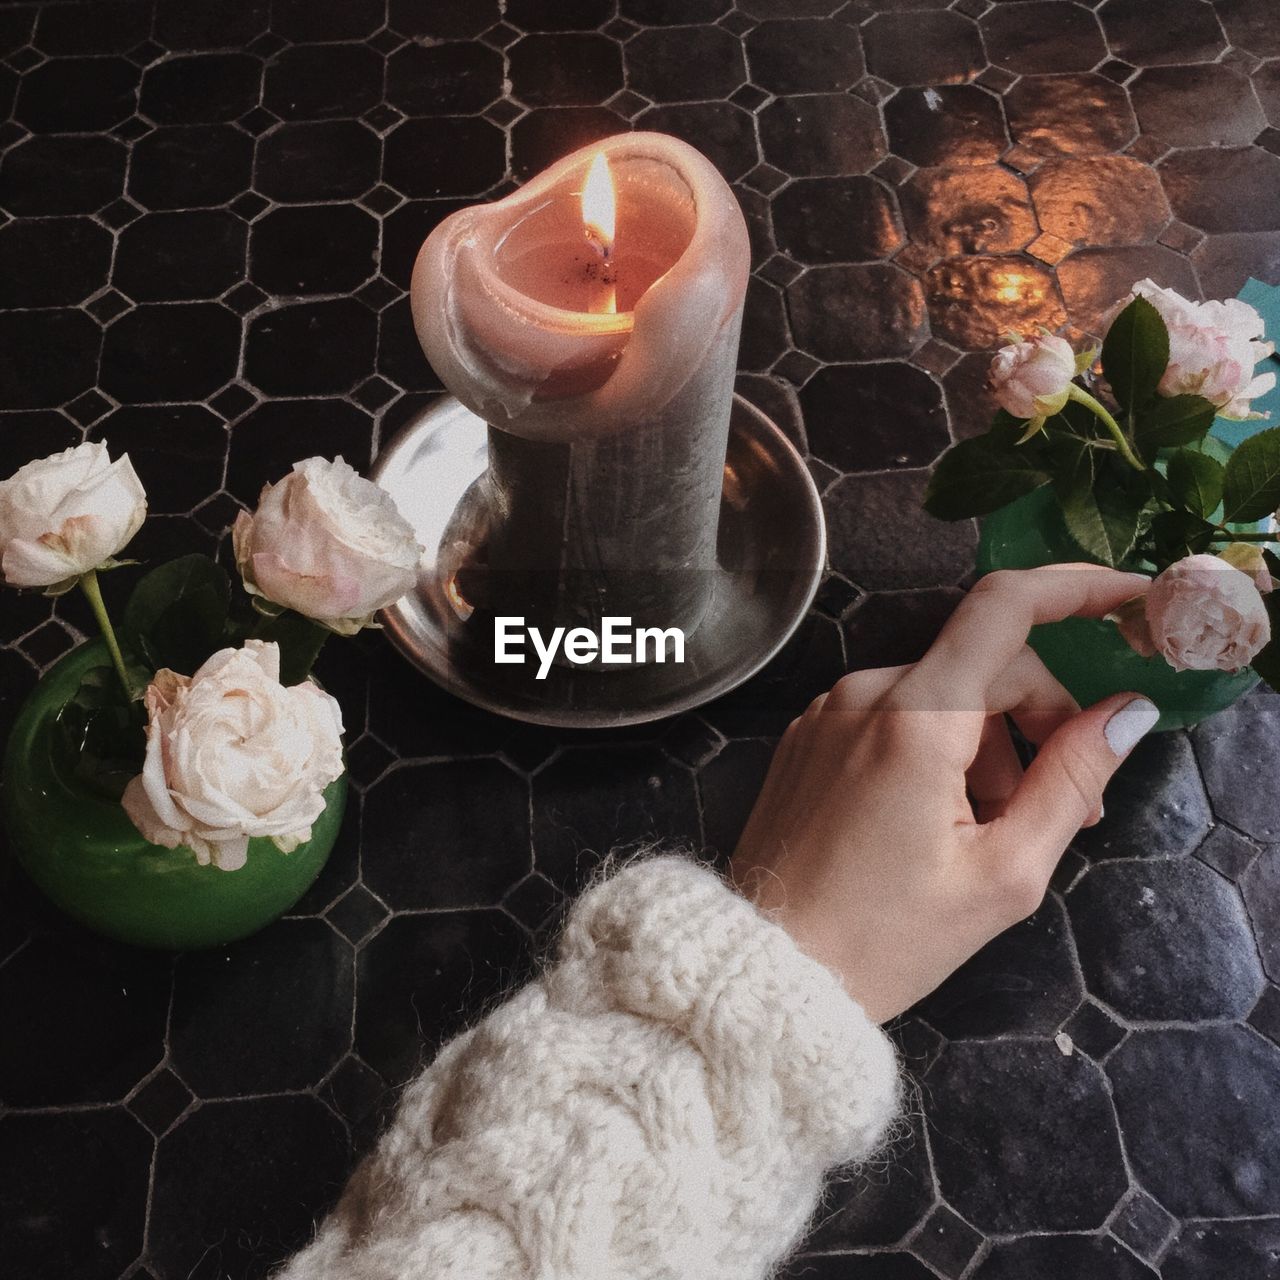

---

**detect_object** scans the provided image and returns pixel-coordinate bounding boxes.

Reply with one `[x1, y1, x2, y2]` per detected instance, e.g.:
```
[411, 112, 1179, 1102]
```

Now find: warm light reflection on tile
[924, 255, 1065, 349]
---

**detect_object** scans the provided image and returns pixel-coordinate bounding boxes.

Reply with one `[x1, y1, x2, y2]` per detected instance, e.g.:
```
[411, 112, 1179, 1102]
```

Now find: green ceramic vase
[2, 640, 346, 949]
[975, 484, 1258, 732]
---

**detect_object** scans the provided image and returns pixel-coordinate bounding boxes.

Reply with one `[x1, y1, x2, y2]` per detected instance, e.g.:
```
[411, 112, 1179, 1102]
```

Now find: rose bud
[1131, 279, 1275, 420]
[1116, 553, 1270, 673]
[0, 442, 146, 589]
[233, 456, 423, 635]
[988, 332, 1078, 423]
[121, 641, 345, 872]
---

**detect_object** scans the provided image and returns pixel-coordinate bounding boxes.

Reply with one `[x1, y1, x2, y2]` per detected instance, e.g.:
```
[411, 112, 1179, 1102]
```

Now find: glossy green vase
[976, 485, 1257, 732]
[2, 641, 346, 949]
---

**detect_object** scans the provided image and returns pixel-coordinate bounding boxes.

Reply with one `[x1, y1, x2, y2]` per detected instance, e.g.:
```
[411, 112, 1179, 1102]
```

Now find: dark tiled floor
[1, 2, 1279, 1278]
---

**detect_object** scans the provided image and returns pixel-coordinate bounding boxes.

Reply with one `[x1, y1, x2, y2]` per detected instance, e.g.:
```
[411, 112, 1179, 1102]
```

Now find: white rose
[1117, 553, 1270, 673]
[1131, 279, 1275, 420]
[122, 640, 345, 871]
[0, 442, 146, 588]
[233, 456, 422, 635]
[988, 332, 1077, 421]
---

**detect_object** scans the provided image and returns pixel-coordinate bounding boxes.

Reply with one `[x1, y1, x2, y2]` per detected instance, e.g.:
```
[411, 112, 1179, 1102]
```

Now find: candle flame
[581, 151, 616, 249]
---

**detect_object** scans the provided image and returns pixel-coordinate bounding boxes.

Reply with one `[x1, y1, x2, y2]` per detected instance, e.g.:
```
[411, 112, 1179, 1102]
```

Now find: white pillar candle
[410, 132, 750, 648]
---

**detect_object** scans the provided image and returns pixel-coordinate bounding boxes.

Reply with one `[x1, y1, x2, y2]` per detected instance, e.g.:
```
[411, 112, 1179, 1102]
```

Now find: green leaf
[1147, 509, 1215, 568]
[924, 426, 1052, 520]
[250, 609, 331, 686]
[1250, 591, 1280, 693]
[1101, 295, 1169, 414]
[1165, 449, 1225, 519]
[1134, 394, 1218, 454]
[122, 553, 231, 675]
[1052, 439, 1149, 568]
[1222, 426, 1280, 523]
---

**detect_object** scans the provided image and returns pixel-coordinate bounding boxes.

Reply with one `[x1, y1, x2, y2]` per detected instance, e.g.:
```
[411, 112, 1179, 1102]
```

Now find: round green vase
[2, 641, 347, 949]
[975, 485, 1257, 732]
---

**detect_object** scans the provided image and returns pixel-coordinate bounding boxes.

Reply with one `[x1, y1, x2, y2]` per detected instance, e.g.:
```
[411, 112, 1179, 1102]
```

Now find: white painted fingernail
[1104, 698, 1160, 757]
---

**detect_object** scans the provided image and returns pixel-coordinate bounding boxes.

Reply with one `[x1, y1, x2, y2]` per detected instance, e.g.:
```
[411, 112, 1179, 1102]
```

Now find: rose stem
[1066, 384, 1147, 473]
[79, 569, 133, 699]
[1208, 530, 1278, 542]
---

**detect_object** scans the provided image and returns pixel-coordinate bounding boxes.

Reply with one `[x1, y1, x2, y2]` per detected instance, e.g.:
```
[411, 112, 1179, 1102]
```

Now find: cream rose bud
[233, 456, 422, 635]
[0, 442, 146, 589]
[121, 641, 344, 872]
[1131, 279, 1276, 420]
[988, 333, 1077, 421]
[1118, 554, 1270, 673]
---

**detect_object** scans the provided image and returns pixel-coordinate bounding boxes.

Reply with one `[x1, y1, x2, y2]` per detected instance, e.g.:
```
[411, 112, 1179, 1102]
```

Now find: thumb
[983, 693, 1160, 881]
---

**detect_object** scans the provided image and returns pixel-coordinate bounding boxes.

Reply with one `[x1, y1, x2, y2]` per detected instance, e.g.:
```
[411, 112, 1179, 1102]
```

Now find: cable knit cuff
[555, 855, 902, 1170]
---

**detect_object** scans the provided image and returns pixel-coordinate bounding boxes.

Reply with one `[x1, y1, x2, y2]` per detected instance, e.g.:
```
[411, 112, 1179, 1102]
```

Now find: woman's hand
[730, 565, 1159, 1024]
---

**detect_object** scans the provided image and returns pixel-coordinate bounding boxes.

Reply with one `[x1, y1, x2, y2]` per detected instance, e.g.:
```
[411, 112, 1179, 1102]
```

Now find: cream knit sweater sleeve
[278, 856, 902, 1280]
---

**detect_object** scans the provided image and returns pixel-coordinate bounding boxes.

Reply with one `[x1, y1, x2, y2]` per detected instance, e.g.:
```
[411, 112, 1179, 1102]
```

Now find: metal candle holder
[373, 134, 826, 727]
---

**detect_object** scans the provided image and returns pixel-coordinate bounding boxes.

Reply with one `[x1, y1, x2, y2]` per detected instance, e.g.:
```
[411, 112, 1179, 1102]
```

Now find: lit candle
[410, 132, 750, 649]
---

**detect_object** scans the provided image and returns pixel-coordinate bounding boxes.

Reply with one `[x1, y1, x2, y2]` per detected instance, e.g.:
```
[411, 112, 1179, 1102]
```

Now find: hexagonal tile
[1067, 857, 1263, 1021]
[885, 85, 1009, 169]
[0, 216, 112, 306]
[981, 1, 1106, 75]
[149, 1097, 349, 1280]
[1108, 1026, 1280, 1218]
[1, 134, 127, 214]
[928, 1039, 1128, 1233]
[356, 909, 533, 1083]
[900, 166, 1037, 260]
[1130, 64, 1265, 148]
[0, 934, 168, 1106]
[1004, 73, 1138, 156]
[917, 894, 1082, 1038]
[1028, 154, 1168, 248]
[805, 1112, 935, 1250]
[128, 124, 254, 209]
[923, 255, 1064, 350]
[363, 760, 531, 910]
[744, 18, 864, 95]
[255, 119, 381, 203]
[383, 117, 506, 198]
[14, 55, 138, 133]
[758, 92, 886, 175]
[863, 10, 984, 87]
[773, 175, 904, 264]
[509, 32, 623, 106]
[1098, 0, 1226, 67]
[0, 1109, 152, 1280]
[826, 469, 976, 590]
[788, 263, 927, 361]
[102, 302, 241, 402]
[264, 42, 385, 121]
[972, 1237, 1157, 1280]
[249, 204, 379, 295]
[1056, 244, 1199, 333]
[91, 404, 227, 514]
[114, 208, 246, 301]
[245, 298, 376, 396]
[140, 52, 261, 123]
[170, 919, 354, 1095]
[802, 362, 947, 472]
[532, 745, 701, 891]
[386, 41, 505, 116]
[1160, 144, 1280, 233]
